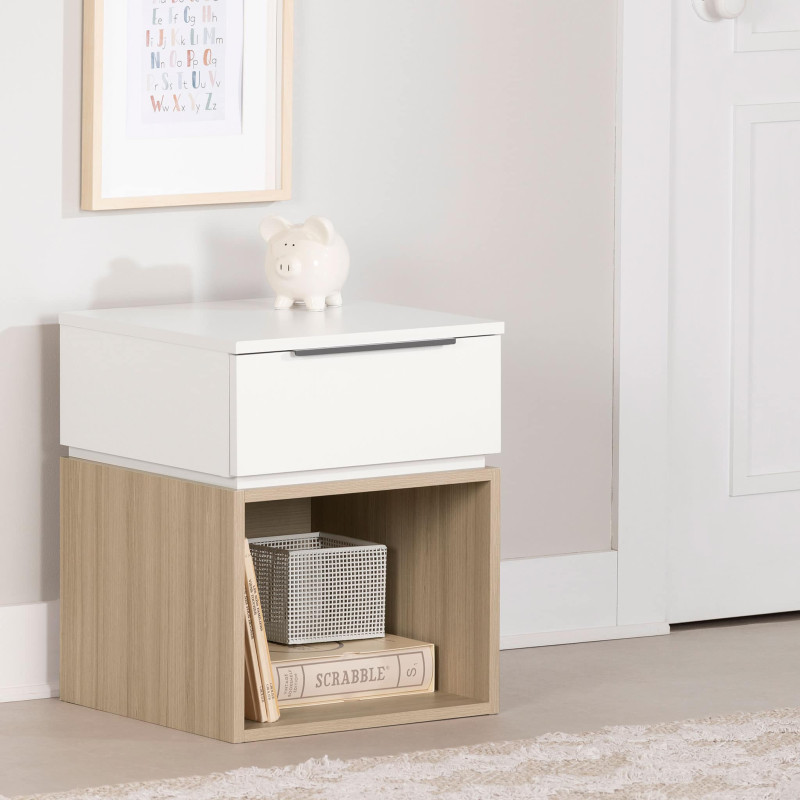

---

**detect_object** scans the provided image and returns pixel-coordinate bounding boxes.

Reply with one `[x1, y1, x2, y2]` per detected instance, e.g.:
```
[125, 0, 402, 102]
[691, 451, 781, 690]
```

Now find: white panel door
[669, 0, 800, 622]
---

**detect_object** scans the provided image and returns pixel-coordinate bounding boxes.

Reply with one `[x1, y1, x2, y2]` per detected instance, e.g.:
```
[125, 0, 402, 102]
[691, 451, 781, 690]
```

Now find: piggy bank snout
[274, 257, 303, 278]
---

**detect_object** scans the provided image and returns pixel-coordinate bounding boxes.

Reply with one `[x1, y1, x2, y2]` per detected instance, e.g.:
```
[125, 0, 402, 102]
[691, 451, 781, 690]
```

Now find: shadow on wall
[0, 261, 192, 608]
[0, 325, 60, 605]
[203, 231, 267, 301]
[41, 325, 60, 604]
[90, 259, 194, 309]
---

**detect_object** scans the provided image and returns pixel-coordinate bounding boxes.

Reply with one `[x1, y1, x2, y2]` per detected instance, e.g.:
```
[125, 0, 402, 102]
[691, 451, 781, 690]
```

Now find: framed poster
[81, 0, 292, 210]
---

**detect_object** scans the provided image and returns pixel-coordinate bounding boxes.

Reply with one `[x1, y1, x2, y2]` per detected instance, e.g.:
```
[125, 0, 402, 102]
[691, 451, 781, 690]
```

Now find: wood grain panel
[60, 458, 245, 742]
[245, 498, 311, 539]
[244, 693, 491, 742]
[243, 468, 493, 504]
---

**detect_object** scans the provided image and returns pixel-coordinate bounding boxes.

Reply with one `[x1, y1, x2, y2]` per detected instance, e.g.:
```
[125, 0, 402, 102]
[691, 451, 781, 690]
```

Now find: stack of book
[244, 542, 280, 723]
[244, 543, 436, 722]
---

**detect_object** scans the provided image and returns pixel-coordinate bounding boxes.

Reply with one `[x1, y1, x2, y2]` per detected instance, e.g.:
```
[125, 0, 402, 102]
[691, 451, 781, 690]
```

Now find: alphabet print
[127, 0, 244, 138]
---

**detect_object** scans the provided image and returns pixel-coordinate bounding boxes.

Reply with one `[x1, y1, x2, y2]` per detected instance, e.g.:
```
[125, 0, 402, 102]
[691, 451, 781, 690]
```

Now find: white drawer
[232, 335, 501, 476]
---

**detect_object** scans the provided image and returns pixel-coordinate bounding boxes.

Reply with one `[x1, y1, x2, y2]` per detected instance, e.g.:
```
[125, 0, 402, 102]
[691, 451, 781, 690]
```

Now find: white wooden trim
[500, 552, 671, 649]
[0, 601, 59, 703]
[730, 103, 800, 496]
[500, 552, 618, 639]
[501, 623, 669, 651]
[0, 683, 59, 704]
[614, 0, 672, 627]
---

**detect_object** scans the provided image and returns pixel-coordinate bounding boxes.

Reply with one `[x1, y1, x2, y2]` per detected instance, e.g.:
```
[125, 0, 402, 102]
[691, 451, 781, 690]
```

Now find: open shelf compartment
[243, 473, 500, 741]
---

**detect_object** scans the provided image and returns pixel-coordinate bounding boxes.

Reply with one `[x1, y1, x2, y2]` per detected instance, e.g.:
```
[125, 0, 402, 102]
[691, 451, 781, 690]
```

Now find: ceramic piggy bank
[259, 216, 350, 311]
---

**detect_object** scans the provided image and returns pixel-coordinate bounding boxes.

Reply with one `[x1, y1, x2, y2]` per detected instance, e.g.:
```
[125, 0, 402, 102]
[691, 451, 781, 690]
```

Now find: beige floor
[2, 613, 800, 798]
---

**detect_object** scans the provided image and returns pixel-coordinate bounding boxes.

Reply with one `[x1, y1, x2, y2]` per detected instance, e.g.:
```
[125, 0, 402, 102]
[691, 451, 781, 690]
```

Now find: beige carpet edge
[9, 706, 800, 800]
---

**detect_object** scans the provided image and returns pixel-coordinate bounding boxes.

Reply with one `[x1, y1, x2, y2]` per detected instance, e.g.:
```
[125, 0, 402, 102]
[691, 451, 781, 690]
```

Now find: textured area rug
[7, 708, 800, 800]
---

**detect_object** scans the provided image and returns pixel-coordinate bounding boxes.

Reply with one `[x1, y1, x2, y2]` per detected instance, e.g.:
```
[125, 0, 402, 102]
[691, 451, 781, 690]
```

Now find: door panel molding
[731, 103, 800, 495]
[736, 1, 800, 51]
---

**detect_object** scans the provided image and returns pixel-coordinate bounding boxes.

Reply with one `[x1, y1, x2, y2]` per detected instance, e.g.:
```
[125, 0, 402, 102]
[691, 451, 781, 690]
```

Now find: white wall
[0, 0, 617, 619]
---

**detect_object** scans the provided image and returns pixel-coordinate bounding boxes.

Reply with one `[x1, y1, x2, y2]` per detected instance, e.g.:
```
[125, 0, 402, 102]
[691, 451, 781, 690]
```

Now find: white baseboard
[499, 551, 669, 650]
[1, 555, 670, 701]
[500, 551, 618, 639]
[0, 600, 59, 702]
[0, 682, 59, 703]
[501, 622, 670, 650]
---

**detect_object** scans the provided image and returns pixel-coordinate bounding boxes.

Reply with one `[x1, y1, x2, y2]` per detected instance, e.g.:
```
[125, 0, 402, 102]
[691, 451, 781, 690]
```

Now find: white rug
[7, 708, 800, 800]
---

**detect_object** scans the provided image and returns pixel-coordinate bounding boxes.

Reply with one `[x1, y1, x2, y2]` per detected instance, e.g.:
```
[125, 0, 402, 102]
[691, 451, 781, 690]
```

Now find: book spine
[272, 646, 435, 707]
[244, 543, 280, 722]
[244, 593, 268, 723]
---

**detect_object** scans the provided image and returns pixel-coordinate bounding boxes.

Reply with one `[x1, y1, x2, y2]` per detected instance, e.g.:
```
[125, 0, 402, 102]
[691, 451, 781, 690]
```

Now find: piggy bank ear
[303, 216, 336, 245]
[259, 216, 291, 243]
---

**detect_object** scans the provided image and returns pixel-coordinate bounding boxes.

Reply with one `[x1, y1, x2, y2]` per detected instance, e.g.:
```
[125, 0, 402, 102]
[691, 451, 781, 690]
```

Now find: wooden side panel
[486, 472, 501, 710]
[311, 469, 500, 709]
[60, 458, 244, 742]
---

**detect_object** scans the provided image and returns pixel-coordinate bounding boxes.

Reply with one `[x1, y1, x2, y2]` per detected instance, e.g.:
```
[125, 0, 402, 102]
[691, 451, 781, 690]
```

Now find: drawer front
[233, 335, 500, 476]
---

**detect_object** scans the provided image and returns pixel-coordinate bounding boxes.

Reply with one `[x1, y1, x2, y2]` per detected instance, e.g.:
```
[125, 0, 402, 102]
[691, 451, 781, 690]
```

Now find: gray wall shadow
[91, 259, 194, 309]
[202, 232, 266, 301]
[0, 325, 60, 609]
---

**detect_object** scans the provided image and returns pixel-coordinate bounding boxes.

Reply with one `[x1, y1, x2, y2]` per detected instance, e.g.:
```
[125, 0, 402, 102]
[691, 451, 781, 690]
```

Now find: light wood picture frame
[81, 0, 293, 210]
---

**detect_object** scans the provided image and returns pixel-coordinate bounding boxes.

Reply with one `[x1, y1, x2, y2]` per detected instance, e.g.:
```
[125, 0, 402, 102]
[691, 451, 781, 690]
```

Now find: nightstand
[59, 300, 503, 742]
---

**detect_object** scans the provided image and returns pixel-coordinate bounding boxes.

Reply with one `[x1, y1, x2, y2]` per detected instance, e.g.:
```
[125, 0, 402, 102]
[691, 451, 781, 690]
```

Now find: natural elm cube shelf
[59, 300, 503, 743]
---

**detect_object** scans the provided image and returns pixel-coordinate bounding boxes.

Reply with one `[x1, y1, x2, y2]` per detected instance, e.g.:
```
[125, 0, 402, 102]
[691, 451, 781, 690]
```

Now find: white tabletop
[59, 299, 504, 354]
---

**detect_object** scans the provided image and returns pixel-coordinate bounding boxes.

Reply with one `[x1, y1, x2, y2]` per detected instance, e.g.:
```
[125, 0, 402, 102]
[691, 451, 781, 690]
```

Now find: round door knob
[693, 0, 747, 21]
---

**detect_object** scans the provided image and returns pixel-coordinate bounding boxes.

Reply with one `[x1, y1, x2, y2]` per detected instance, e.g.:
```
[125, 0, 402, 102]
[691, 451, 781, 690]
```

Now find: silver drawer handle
[292, 338, 457, 357]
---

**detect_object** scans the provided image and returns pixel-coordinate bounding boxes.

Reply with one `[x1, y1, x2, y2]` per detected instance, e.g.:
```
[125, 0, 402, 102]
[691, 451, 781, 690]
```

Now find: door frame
[500, 0, 673, 648]
[613, 0, 672, 628]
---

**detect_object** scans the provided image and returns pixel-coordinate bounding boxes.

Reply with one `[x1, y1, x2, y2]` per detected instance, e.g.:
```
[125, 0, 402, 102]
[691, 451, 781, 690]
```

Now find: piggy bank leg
[305, 296, 326, 312]
[326, 292, 343, 307]
[274, 295, 294, 310]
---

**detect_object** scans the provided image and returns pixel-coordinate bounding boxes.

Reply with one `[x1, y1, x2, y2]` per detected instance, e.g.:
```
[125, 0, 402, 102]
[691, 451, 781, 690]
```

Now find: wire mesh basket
[248, 532, 387, 645]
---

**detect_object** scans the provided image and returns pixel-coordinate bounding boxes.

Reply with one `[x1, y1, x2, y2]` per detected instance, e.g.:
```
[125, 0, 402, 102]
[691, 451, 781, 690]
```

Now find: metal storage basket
[248, 532, 387, 645]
